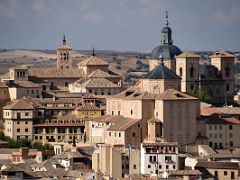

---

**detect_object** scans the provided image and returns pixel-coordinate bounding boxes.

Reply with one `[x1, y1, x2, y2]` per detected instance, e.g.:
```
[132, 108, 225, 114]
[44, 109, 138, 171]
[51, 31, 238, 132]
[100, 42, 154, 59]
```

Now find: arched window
[179, 67, 182, 77]
[190, 67, 194, 78]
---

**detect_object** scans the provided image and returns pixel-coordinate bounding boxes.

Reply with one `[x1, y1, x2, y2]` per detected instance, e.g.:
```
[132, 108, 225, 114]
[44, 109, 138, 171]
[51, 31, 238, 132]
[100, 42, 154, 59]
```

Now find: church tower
[57, 35, 72, 70]
[149, 11, 181, 72]
[176, 51, 200, 93]
[210, 51, 235, 103]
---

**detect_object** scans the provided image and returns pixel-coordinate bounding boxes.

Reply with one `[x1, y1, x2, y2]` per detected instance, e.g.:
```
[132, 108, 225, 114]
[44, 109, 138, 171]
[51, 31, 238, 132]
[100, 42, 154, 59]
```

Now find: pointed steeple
[161, 10, 173, 45]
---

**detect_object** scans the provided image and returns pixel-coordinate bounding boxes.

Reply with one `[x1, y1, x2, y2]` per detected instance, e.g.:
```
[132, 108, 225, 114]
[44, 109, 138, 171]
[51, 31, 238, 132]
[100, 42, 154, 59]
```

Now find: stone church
[147, 11, 235, 105]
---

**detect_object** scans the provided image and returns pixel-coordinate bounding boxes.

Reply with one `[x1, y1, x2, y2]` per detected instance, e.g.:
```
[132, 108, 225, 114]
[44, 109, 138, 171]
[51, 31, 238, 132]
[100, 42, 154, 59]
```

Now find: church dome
[150, 44, 181, 59]
[150, 11, 181, 59]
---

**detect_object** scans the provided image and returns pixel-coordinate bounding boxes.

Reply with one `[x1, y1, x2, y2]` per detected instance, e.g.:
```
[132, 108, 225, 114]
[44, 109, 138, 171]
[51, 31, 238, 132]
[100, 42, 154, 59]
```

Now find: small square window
[25, 121, 28, 124]
[17, 129, 20, 132]
[25, 128, 28, 132]
[229, 125, 233, 130]
[148, 165, 151, 169]
[224, 171, 227, 176]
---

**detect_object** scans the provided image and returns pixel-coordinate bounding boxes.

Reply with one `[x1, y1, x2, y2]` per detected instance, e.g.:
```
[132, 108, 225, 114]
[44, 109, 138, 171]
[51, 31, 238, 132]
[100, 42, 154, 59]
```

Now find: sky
[0, 0, 239, 51]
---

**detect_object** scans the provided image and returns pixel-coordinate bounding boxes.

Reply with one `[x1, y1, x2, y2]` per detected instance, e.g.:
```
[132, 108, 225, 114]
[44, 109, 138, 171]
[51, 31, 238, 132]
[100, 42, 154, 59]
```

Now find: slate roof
[78, 56, 109, 66]
[176, 51, 200, 58]
[144, 63, 181, 80]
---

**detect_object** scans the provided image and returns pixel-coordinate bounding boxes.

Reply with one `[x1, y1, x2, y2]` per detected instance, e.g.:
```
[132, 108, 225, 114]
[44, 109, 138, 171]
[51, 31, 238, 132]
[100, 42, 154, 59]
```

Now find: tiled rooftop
[176, 51, 200, 58]
[78, 56, 109, 66]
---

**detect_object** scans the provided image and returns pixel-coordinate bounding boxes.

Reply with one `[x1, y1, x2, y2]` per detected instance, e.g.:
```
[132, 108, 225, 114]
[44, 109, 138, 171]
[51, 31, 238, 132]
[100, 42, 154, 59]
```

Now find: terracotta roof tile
[195, 161, 239, 169]
[3, 99, 35, 110]
[75, 104, 100, 111]
[28, 68, 85, 78]
[176, 51, 200, 58]
[211, 50, 235, 58]
[78, 78, 120, 88]
[107, 118, 141, 131]
[78, 56, 109, 66]
[8, 80, 41, 88]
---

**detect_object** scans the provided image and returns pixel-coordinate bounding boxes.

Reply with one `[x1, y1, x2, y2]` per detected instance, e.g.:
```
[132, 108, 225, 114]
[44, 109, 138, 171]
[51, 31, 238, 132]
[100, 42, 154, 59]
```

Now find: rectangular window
[17, 128, 20, 132]
[109, 132, 111, 137]
[224, 171, 227, 176]
[25, 121, 28, 124]
[25, 128, 28, 132]
[230, 141, 233, 147]
[219, 125, 222, 130]
[209, 125, 212, 130]
[25, 112, 29, 116]
[132, 132, 136, 137]
[133, 165, 136, 169]
[32, 90, 34, 94]
[229, 133, 233, 138]
[17, 112, 21, 119]
[214, 125, 217, 130]
[65, 82, 68, 87]
[148, 165, 151, 169]
[231, 171, 235, 179]
[119, 132, 121, 137]
[229, 125, 233, 130]
[215, 171, 218, 177]
[118, 111, 120, 115]
[130, 110, 133, 115]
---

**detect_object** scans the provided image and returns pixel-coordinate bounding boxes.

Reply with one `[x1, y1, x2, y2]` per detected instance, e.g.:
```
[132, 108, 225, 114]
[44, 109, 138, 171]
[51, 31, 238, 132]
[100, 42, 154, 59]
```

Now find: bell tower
[57, 35, 72, 70]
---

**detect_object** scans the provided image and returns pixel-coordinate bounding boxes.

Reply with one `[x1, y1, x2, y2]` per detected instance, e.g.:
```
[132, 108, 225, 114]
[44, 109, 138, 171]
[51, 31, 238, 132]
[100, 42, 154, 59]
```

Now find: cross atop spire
[165, 10, 169, 26]
[63, 33, 66, 45]
[92, 47, 96, 56]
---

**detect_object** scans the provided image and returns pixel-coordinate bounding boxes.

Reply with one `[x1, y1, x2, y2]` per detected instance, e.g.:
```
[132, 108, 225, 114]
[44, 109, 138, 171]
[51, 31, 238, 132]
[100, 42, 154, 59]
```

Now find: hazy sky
[0, 0, 239, 51]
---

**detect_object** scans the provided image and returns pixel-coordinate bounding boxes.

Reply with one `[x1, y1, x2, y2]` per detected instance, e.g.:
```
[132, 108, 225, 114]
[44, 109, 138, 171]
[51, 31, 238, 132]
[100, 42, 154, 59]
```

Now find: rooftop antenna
[165, 10, 169, 26]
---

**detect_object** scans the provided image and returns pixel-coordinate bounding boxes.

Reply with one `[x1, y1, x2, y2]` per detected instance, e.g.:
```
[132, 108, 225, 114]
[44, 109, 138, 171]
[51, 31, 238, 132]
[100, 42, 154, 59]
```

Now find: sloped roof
[107, 118, 141, 131]
[144, 63, 181, 80]
[75, 104, 100, 111]
[3, 99, 35, 110]
[87, 115, 124, 123]
[78, 56, 109, 66]
[88, 69, 119, 78]
[211, 50, 235, 58]
[111, 89, 157, 100]
[147, 117, 162, 123]
[9, 80, 41, 88]
[157, 89, 198, 100]
[57, 44, 72, 50]
[195, 161, 239, 169]
[0, 82, 8, 88]
[78, 78, 119, 88]
[176, 51, 200, 58]
[28, 68, 85, 78]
